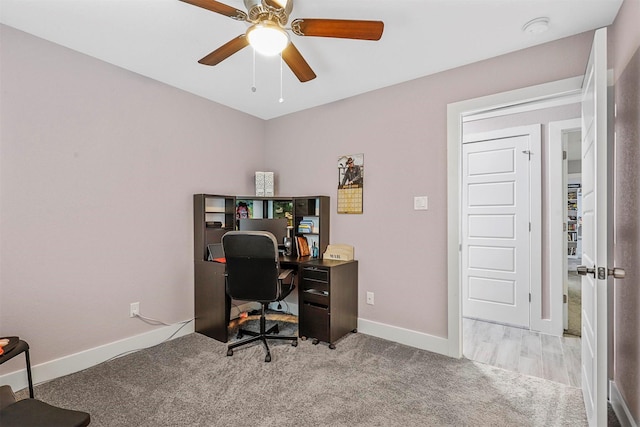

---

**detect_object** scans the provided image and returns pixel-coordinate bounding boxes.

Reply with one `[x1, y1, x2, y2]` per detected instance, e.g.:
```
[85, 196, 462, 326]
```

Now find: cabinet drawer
[301, 302, 329, 342]
[301, 279, 328, 293]
[301, 267, 328, 283]
[301, 289, 329, 306]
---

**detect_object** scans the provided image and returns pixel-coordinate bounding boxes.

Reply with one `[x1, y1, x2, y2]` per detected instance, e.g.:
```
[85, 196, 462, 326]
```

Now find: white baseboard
[610, 380, 638, 427]
[2, 313, 449, 394]
[357, 318, 449, 356]
[0, 320, 195, 394]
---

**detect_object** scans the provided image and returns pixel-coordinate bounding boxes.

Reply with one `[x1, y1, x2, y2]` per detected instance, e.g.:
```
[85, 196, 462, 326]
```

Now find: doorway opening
[565, 129, 582, 337]
[458, 112, 582, 386]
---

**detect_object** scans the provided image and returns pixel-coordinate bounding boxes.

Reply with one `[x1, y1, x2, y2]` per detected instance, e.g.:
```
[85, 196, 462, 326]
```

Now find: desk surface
[279, 255, 356, 268]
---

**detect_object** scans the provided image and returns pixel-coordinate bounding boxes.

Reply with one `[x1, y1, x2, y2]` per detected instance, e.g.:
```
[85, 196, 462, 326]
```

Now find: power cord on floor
[28, 313, 195, 389]
[103, 313, 194, 363]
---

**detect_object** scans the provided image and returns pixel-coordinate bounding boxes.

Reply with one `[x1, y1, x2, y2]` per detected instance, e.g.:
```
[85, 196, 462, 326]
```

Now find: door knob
[577, 266, 596, 277]
[577, 266, 625, 279]
[608, 268, 626, 279]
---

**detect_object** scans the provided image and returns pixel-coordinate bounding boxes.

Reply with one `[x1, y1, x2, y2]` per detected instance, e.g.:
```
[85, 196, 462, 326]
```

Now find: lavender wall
[613, 46, 639, 423]
[1, 8, 633, 388]
[0, 25, 264, 370]
[611, 0, 640, 420]
[264, 32, 595, 337]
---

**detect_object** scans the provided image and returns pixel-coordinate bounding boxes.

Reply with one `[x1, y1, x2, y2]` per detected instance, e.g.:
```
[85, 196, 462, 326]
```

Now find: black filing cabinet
[298, 259, 358, 349]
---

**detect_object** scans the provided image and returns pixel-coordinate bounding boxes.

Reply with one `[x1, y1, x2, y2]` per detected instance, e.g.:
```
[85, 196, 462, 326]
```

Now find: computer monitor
[237, 218, 288, 246]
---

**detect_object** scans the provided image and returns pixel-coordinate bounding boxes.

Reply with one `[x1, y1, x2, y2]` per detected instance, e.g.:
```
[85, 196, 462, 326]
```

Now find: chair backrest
[221, 231, 282, 303]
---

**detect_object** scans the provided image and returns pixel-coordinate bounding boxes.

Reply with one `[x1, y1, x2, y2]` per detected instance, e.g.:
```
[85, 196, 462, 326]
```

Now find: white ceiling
[0, 0, 623, 120]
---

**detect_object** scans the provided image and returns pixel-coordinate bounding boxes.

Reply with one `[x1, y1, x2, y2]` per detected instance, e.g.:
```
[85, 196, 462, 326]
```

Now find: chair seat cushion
[0, 399, 90, 427]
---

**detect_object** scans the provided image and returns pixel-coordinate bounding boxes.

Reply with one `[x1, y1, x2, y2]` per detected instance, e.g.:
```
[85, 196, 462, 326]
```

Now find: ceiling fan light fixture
[247, 22, 289, 56]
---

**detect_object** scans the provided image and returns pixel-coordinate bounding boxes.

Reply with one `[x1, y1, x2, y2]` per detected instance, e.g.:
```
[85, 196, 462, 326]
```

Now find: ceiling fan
[180, 0, 384, 82]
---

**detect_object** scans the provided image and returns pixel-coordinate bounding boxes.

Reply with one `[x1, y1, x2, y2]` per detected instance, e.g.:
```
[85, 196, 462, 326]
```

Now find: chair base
[227, 304, 297, 362]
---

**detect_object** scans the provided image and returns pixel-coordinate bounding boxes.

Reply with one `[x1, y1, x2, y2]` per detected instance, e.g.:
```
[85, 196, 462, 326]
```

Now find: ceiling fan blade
[291, 19, 384, 41]
[281, 43, 316, 82]
[198, 35, 249, 66]
[180, 0, 247, 21]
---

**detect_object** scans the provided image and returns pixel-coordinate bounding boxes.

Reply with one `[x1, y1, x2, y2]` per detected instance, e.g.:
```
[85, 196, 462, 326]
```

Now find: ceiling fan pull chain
[251, 48, 257, 93]
[279, 54, 284, 103]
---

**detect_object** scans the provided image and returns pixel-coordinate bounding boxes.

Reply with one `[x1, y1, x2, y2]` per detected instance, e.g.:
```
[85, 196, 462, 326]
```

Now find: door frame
[447, 76, 583, 357]
[549, 118, 582, 332]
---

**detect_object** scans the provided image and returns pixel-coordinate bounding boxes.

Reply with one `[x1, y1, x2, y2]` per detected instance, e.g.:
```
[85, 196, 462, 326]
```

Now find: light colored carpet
[16, 332, 587, 426]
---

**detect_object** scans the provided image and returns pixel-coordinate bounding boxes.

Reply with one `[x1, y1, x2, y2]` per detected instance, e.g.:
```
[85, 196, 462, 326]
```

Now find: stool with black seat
[0, 384, 91, 427]
[0, 337, 34, 398]
[222, 230, 298, 362]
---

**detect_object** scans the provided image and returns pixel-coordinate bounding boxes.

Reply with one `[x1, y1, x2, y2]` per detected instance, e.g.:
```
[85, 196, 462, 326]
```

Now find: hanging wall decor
[337, 153, 364, 214]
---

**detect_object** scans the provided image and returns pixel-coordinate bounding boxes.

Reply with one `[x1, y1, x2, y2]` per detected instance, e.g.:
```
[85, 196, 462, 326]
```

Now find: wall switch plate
[414, 196, 428, 210]
[366, 292, 374, 305]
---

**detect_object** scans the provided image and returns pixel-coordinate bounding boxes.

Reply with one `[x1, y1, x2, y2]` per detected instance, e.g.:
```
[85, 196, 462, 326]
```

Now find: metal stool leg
[24, 348, 34, 398]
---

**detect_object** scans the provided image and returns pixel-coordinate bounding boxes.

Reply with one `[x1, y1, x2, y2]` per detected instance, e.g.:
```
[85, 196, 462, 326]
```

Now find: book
[296, 235, 310, 257]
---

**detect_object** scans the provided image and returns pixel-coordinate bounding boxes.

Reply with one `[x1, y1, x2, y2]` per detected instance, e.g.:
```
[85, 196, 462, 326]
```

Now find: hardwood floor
[463, 317, 581, 387]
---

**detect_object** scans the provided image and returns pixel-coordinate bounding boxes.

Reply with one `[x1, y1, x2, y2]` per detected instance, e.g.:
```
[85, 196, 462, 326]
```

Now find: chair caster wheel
[273, 325, 279, 334]
[352, 328, 357, 333]
[329, 344, 336, 350]
[227, 349, 233, 356]
[312, 339, 319, 345]
[265, 354, 271, 363]
[236, 333, 243, 339]
[301, 336, 308, 341]
[292, 339, 298, 347]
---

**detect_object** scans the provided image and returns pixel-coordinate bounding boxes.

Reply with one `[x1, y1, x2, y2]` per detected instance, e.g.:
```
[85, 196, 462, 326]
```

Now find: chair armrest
[278, 269, 294, 281]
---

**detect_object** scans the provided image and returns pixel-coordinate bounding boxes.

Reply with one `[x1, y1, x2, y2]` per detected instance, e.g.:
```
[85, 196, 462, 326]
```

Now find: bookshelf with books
[294, 196, 329, 258]
[567, 184, 582, 259]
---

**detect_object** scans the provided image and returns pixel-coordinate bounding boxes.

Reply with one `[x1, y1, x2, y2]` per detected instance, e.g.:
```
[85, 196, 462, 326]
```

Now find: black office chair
[222, 231, 298, 362]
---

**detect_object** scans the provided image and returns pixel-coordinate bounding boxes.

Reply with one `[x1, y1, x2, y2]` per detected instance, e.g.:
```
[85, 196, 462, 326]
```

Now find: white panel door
[462, 126, 539, 328]
[579, 27, 608, 427]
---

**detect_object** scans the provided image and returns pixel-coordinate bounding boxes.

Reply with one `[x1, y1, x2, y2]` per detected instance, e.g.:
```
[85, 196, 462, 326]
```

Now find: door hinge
[563, 222, 567, 232]
[529, 293, 532, 302]
[563, 294, 568, 303]
[529, 222, 532, 232]
[563, 150, 567, 160]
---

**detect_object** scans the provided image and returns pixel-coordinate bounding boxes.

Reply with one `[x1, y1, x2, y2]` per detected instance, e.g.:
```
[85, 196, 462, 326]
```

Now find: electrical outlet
[130, 302, 140, 318]
[366, 292, 374, 305]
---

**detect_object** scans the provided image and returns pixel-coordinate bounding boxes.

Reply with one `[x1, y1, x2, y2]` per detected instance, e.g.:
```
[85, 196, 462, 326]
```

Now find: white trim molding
[357, 318, 449, 356]
[447, 76, 583, 358]
[610, 380, 638, 427]
[0, 320, 195, 393]
[548, 118, 582, 336]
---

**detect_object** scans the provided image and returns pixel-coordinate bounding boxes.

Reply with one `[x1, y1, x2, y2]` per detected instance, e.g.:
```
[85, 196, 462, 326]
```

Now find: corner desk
[193, 194, 358, 348]
[194, 255, 358, 349]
